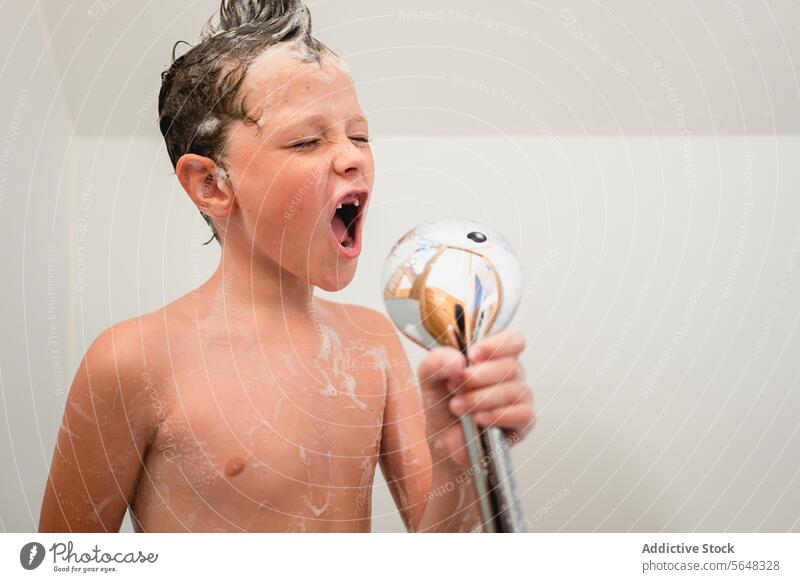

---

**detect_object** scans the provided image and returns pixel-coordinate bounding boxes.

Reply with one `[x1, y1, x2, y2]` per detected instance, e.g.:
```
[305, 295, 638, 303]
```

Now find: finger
[457, 358, 524, 392]
[467, 329, 525, 363]
[504, 425, 533, 446]
[473, 404, 536, 432]
[417, 346, 467, 388]
[449, 382, 531, 416]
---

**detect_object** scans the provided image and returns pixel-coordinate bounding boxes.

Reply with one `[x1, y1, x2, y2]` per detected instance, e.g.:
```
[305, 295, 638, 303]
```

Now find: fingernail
[450, 398, 465, 415]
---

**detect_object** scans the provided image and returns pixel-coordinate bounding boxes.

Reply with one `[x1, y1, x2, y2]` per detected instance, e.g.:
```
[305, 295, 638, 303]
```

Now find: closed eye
[291, 136, 370, 151]
[292, 139, 320, 150]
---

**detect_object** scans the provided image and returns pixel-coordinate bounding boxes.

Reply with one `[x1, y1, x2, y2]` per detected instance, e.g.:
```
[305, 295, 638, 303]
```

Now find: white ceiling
[39, 0, 800, 137]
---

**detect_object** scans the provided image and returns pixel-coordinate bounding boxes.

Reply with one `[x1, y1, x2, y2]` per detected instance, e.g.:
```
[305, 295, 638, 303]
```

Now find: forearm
[415, 441, 482, 533]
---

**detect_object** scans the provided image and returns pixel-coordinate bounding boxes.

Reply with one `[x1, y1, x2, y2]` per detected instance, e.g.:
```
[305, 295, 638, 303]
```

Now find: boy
[39, 0, 534, 532]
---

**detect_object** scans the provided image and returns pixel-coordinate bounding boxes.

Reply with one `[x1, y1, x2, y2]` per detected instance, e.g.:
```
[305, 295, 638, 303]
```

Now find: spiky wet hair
[158, 0, 333, 244]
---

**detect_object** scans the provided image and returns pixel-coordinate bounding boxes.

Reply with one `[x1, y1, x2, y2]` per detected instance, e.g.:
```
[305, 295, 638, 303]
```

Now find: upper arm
[39, 320, 158, 532]
[351, 307, 433, 531]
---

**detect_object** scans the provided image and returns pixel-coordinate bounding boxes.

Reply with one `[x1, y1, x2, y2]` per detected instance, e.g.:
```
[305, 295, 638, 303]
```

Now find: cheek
[237, 162, 326, 232]
[274, 161, 329, 229]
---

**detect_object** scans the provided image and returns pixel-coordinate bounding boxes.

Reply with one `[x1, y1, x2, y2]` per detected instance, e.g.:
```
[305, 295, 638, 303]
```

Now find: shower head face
[382, 219, 522, 351]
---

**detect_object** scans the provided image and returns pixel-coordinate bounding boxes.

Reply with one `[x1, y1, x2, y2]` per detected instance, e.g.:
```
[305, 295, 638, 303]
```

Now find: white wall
[39, 0, 800, 136]
[0, 6, 73, 532]
[62, 133, 800, 532]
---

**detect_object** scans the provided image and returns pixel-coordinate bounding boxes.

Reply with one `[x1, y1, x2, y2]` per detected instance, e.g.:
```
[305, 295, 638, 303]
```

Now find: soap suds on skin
[280, 353, 297, 377]
[314, 55, 350, 84]
[299, 446, 333, 519]
[173, 437, 224, 496]
[55, 493, 94, 527]
[308, 303, 370, 411]
[354, 456, 373, 513]
[86, 494, 118, 524]
[319, 383, 337, 397]
[58, 418, 80, 442]
[108, 447, 137, 477]
[342, 375, 366, 411]
[185, 508, 200, 529]
[395, 486, 409, 514]
[304, 490, 331, 518]
[69, 402, 97, 425]
[454, 483, 479, 533]
[193, 271, 262, 354]
[134, 469, 172, 515]
[286, 519, 307, 532]
[245, 417, 274, 440]
[214, 164, 230, 191]
[395, 427, 421, 468]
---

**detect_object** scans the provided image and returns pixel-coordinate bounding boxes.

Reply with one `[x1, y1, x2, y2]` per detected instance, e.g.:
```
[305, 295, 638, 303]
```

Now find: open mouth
[330, 190, 366, 251]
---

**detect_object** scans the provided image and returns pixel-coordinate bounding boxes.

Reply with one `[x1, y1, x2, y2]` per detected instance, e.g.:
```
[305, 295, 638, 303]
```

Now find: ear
[176, 153, 235, 225]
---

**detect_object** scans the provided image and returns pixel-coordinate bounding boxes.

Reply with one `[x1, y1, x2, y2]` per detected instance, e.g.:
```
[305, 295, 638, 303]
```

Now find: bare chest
[137, 327, 390, 526]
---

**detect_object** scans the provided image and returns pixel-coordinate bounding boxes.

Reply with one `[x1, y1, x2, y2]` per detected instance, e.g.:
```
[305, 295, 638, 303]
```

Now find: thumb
[417, 347, 466, 391]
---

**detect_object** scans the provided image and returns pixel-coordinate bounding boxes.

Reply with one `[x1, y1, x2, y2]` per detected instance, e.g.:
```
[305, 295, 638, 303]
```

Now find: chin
[315, 265, 357, 292]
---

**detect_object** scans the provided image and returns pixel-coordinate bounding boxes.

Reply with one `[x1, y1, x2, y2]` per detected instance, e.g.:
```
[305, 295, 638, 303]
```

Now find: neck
[204, 239, 317, 317]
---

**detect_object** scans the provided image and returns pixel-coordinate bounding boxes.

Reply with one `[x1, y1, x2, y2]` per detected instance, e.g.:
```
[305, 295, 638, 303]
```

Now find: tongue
[331, 214, 349, 244]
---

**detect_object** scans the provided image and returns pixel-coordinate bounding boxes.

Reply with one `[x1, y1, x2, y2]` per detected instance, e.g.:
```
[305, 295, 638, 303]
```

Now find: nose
[332, 137, 370, 177]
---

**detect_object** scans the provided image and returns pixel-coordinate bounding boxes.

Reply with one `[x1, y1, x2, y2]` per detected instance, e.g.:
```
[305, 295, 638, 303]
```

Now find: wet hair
[158, 0, 333, 244]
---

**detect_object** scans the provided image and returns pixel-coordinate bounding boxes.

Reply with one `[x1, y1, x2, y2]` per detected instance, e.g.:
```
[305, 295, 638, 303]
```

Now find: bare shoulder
[74, 308, 173, 423]
[95, 287, 203, 368]
[320, 301, 415, 381]
[321, 300, 397, 337]
[85, 311, 166, 378]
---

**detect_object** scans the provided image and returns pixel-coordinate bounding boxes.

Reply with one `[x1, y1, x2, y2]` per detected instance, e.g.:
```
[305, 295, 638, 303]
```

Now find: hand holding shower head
[382, 218, 525, 532]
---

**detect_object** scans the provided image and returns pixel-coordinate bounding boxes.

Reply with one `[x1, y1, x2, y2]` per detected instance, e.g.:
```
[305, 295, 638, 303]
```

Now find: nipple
[224, 456, 246, 478]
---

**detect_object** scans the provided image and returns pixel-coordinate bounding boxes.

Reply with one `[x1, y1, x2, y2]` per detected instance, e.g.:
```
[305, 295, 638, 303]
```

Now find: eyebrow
[283, 113, 368, 130]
